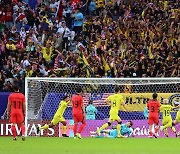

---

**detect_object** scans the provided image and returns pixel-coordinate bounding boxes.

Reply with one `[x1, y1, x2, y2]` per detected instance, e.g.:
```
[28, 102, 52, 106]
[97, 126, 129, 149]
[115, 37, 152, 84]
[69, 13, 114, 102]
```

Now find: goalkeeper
[37, 95, 70, 137]
[90, 121, 133, 138]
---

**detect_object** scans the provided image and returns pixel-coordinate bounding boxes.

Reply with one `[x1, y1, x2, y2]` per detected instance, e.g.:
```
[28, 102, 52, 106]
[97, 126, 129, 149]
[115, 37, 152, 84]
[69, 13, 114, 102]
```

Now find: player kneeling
[160, 99, 178, 137]
[91, 121, 133, 138]
[37, 95, 70, 137]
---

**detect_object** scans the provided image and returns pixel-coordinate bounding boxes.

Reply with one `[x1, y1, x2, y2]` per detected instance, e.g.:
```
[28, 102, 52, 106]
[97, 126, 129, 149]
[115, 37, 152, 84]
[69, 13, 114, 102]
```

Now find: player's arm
[7, 95, 12, 118]
[121, 101, 128, 111]
[81, 102, 85, 115]
[105, 95, 112, 106]
[66, 100, 71, 106]
[105, 99, 112, 106]
[172, 104, 180, 110]
[22, 96, 26, 116]
[7, 101, 11, 118]
[81, 97, 86, 115]
[23, 101, 26, 117]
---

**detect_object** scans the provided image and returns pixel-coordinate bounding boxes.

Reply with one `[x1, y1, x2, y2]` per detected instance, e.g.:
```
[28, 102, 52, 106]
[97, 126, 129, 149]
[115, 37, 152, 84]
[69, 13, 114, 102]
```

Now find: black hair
[76, 87, 82, 93]
[13, 85, 20, 92]
[152, 93, 158, 99]
[63, 95, 69, 100]
[114, 86, 120, 93]
[129, 121, 133, 127]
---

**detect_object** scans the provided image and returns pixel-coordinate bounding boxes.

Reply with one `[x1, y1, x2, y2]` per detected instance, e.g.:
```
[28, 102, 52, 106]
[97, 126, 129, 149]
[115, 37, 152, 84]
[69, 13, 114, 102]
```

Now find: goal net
[25, 78, 180, 137]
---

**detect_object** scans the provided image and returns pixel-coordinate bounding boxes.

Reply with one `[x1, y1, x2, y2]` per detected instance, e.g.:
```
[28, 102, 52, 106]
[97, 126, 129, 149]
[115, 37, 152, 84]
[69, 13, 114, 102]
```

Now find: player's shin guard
[21, 124, 25, 136]
[62, 125, 66, 134]
[73, 123, 78, 135]
[99, 123, 109, 132]
[11, 125, 17, 138]
[78, 123, 86, 133]
[40, 124, 49, 130]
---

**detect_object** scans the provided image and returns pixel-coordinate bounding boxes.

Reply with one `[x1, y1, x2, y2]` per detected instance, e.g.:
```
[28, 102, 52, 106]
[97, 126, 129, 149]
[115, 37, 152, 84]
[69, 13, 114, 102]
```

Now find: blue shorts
[109, 130, 118, 138]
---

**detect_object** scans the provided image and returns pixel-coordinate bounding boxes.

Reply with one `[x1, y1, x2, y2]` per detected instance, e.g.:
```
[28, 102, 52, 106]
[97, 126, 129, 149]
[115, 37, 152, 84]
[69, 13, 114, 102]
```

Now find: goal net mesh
[25, 78, 180, 137]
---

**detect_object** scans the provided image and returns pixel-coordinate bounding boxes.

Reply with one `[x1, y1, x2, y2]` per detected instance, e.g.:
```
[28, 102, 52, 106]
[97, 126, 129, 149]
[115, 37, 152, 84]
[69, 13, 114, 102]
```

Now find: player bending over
[97, 86, 127, 138]
[7, 86, 26, 141]
[159, 99, 178, 137]
[72, 87, 86, 139]
[91, 121, 133, 138]
[37, 95, 70, 137]
[147, 93, 160, 138]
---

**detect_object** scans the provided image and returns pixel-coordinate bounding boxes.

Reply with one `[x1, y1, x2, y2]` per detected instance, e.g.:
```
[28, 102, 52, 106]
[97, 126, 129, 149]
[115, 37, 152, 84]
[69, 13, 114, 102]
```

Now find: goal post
[25, 78, 180, 137]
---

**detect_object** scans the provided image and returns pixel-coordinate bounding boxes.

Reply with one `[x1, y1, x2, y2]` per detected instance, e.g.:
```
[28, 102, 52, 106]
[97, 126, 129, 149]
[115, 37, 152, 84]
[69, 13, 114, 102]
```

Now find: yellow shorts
[109, 113, 120, 121]
[162, 118, 172, 127]
[51, 115, 65, 125]
[176, 110, 180, 123]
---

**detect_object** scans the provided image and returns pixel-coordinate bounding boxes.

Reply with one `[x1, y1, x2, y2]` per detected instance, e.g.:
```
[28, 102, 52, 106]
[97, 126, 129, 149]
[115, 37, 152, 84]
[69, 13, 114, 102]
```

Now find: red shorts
[148, 115, 159, 125]
[73, 113, 85, 123]
[10, 111, 24, 124]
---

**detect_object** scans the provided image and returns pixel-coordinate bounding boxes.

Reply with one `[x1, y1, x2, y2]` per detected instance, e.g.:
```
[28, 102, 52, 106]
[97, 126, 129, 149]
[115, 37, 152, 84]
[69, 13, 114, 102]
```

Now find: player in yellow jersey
[97, 86, 126, 138]
[160, 99, 178, 137]
[37, 95, 70, 137]
[172, 103, 180, 128]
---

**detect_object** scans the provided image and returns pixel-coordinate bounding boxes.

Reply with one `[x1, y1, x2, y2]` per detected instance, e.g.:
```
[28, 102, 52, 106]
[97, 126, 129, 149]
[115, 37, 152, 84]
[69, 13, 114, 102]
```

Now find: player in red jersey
[72, 87, 86, 139]
[147, 93, 160, 138]
[7, 86, 26, 141]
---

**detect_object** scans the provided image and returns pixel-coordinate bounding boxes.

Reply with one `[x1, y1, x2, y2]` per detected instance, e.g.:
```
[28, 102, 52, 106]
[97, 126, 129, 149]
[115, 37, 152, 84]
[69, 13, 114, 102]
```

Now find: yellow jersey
[41, 46, 53, 61]
[107, 93, 124, 114]
[160, 105, 173, 119]
[54, 100, 70, 117]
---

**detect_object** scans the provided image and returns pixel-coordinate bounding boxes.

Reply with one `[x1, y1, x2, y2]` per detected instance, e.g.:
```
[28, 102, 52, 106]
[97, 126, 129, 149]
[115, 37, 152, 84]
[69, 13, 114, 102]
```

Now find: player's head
[152, 93, 158, 99]
[127, 121, 133, 128]
[63, 95, 70, 102]
[114, 86, 120, 93]
[163, 99, 169, 104]
[13, 85, 20, 92]
[76, 87, 82, 94]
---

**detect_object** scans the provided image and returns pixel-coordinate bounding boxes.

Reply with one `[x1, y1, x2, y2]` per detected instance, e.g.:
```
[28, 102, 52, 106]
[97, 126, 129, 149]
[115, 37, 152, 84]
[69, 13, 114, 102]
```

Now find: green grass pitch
[0, 137, 180, 154]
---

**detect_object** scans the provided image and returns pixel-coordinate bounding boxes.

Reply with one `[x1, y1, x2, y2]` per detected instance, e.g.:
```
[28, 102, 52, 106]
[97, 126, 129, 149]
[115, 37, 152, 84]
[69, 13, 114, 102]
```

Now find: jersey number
[13, 101, 21, 109]
[112, 101, 116, 107]
[164, 110, 170, 116]
[151, 106, 155, 112]
[73, 100, 78, 108]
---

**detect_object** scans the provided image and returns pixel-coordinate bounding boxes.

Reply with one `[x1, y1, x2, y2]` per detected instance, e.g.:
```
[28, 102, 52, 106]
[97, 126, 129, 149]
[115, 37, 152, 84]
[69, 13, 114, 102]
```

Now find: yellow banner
[120, 93, 180, 111]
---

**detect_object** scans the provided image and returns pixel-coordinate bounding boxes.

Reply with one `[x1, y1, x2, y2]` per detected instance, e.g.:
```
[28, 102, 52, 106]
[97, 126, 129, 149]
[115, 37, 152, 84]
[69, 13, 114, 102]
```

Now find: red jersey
[72, 94, 83, 114]
[147, 99, 160, 116]
[8, 92, 25, 112]
[5, 11, 13, 22]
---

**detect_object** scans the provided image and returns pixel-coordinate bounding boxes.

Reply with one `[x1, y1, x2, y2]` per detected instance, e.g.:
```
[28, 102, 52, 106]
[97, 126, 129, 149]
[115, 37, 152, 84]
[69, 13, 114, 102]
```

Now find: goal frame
[24, 77, 180, 136]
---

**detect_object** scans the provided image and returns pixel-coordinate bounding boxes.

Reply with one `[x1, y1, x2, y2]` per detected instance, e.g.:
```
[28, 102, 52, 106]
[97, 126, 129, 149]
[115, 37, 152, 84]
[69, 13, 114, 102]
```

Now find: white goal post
[25, 78, 180, 137]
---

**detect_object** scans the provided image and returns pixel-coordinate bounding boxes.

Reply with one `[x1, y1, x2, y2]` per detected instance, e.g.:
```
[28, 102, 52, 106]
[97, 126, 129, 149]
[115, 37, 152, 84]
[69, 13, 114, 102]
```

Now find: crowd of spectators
[0, 0, 179, 92]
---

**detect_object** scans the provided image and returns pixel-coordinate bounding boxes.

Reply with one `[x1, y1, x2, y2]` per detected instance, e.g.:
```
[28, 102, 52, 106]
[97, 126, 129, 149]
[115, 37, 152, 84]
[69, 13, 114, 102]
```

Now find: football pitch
[0, 137, 180, 154]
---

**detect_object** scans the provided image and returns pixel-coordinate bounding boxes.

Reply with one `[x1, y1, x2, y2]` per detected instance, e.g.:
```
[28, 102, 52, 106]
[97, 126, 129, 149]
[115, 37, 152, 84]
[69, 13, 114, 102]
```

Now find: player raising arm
[97, 86, 126, 138]
[72, 87, 86, 139]
[37, 95, 70, 137]
[7, 86, 26, 141]
[147, 93, 160, 138]
[159, 99, 178, 137]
